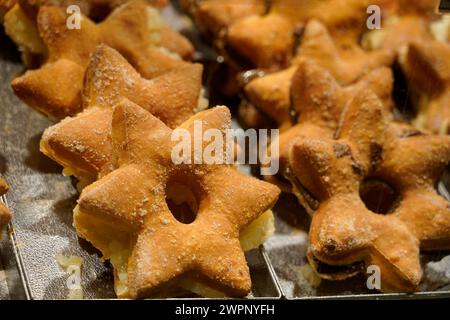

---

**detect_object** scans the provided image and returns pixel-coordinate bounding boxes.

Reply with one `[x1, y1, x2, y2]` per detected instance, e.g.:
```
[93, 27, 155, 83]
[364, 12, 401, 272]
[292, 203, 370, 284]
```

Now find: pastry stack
[181, 0, 450, 292]
[1, 0, 450, 297]
[1, 0, 280, 298]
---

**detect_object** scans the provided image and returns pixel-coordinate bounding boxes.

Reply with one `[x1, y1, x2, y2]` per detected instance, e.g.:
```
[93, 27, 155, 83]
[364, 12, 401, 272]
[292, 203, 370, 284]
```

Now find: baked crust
[41, 45, 203, 185]
[16, 0, 167, 19]
[8, 0, 193, 119]
[191, 0, 396, 70]
[0, 0, 16, 20]
[182, 0, 266, 37]
[289, 88, 450, 292]
[75, 102, 280, 298]
[264, 60, 394, 195]
[242, 20, 392, 129]
[402, 40, 450, 134]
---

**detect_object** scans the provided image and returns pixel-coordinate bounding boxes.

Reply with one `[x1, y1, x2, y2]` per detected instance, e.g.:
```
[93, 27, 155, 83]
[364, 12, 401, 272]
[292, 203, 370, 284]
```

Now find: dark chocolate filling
[284, 169, 320, 212]
[312, 255, 365, 278]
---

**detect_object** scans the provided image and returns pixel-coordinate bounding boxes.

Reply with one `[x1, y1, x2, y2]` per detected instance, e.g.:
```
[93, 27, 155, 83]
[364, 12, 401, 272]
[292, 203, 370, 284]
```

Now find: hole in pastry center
[165, 181, 199, 224]
[359, 178, 399, 215]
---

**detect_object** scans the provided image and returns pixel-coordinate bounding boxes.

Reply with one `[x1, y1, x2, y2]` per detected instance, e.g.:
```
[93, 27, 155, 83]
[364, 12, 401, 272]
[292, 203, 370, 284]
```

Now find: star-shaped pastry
[396, 0, 439, 16]
[241, 19, 392, 129]
[74, 100, 280, 298]
[179, 0, 268, 98]
[3, 1, 46, 66]
[226, 11, 295, 69]
[5, 0, 175, 62]
[181, 0, 265, 38]
[402, 40, 450, 134]
[41, 45, 205, 187]
[263, 59, 393, 193]
[0, 177, 11, 232]
[361, 14, 433, 61]
[9, 0, 193, 120]
[17, 0, 167, 19]
[289, 87, 450, 292]
[225, 0, 396, 69]
[376, 123, 450, 253]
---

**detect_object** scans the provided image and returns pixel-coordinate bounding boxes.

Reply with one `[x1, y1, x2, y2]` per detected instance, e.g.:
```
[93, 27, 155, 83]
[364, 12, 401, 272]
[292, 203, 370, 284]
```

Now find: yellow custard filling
[4, 4, 47, 65]
[56, 255, 84, 299]
[73, 207, 274, 298]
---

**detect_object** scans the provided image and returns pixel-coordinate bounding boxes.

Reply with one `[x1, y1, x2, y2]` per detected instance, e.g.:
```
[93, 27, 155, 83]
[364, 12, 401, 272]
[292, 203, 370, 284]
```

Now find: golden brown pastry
[289, 86, 450, 292]
[41, 45, 205, 187]
[0, 177, 11, 232]
[17, 0, 167, 19]
[8, 0, 194, 119]
[240, 20, 392, 129]
[361, 0, 441, 58]
[4, 0, 182, 65]
[361, 15, 433, 62]
[271, 0, 399, 42]
[263, 60, 393, 194]
[182, 0, 397, 71]
[0, 0, 15, 10]
[397, 0, 439, 15]
[227, 12, 295, 69]
[402, 40, 450, 134]
[225, 0, 397, 70]
[0, 0, 15, 20]
[188, 0, 266, 38]
[74, 101, 280, 298]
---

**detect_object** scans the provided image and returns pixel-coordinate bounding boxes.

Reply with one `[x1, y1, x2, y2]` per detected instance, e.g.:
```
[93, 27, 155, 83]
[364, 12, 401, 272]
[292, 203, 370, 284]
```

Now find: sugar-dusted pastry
[0, 177, 11, 232]
[0, 0, 15, 11]
[226, 0, 396, 70]
[2, 2, 45, 66]
[289, 87, 450, 292]
[3, 0, 183, 66]
[17, 0, 167, 19]
[402, 40, 450, 134]
[263, 60, 393, 193]
[361, 0, 440, 59]
[0, 0, 15, 20]
[397, 0, 439, 15]
[270, 0, 398, 43]
[182, 0, 266, 38]
[241, 20, 392, 130]
[74, 101, 280, 298]
[227, 12, 295, 69]
[361, 15, 433, 62]
[8, 0, 194, 119]
[41, 45, 206, 188]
